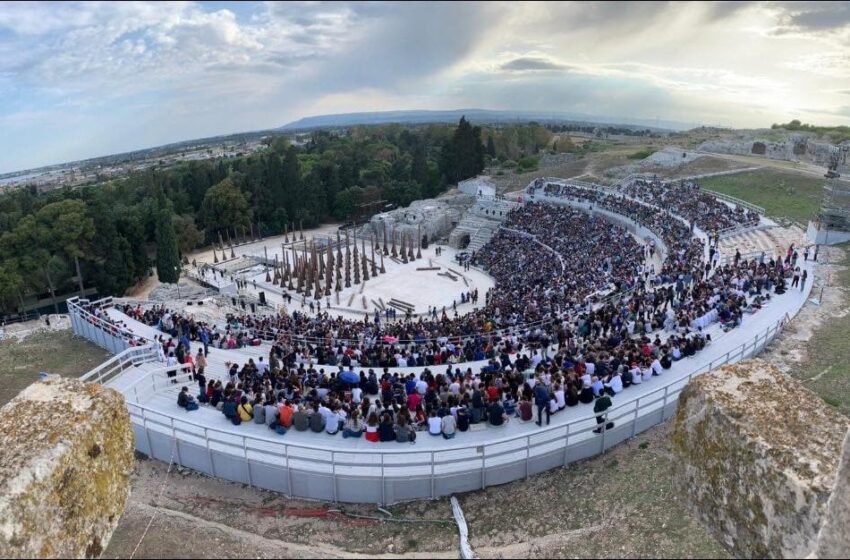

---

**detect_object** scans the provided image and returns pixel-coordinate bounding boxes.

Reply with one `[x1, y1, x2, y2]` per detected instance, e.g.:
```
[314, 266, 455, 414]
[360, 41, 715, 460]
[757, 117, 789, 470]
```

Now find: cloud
[782, 52, 850, 78]
[769, 1, 850, 33]
[1, 0, 850, 173]
[499, 56, 570, 72]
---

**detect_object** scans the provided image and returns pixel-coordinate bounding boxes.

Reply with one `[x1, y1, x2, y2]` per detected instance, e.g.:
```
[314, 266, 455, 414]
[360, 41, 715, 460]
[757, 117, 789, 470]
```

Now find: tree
[173, 214, 203, 254]
[5, 216, 65, 313]
[0, 261, 25, 313]
[35, 199, 95, 296]
[200, 177, 253, 238]
[440, 116, 486, 184]
[486, 134, 496, 158]
[155, 193, 180, 284]
[384, 180, 421, 207]
[333, 187, 363, 221]
[411, 140, 429, 187]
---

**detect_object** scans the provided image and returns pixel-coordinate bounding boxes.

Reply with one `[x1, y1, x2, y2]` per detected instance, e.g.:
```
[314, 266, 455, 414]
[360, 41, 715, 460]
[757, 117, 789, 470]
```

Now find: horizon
[0, 106, 710, 176]
[2, 1, 850, 173]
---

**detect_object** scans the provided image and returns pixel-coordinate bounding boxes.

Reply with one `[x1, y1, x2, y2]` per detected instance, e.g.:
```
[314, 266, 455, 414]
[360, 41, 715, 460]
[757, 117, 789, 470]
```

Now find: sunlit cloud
[0, 0, 849, 173]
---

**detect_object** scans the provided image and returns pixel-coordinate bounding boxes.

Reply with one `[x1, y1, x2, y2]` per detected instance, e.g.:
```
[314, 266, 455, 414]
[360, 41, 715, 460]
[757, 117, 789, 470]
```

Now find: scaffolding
[817, 146, 850, 231]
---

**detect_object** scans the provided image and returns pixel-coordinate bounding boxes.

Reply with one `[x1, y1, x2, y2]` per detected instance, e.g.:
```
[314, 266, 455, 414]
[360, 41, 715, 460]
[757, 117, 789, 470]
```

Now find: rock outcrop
[671, 359, 849, 558]
[0, 376, 133, 558]
[816, 427, 850, 558]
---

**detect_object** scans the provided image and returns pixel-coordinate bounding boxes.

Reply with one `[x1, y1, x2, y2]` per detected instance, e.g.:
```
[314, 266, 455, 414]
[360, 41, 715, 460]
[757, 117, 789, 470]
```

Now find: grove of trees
[0, 117, 487, 316]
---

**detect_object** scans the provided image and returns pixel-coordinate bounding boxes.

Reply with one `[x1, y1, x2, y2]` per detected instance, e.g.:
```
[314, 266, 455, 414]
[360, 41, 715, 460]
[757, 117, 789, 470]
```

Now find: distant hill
[279, 108, 696, 132]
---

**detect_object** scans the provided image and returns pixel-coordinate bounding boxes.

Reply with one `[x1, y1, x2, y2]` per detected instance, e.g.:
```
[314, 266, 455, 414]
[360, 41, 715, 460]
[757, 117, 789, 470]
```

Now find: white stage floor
[191, 244, 494, 321]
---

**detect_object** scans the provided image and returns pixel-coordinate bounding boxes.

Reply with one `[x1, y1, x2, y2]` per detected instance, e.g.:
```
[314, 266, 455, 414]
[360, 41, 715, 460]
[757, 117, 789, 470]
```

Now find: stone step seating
[719, 225, 808, 259]
[466, 225, 499, 253]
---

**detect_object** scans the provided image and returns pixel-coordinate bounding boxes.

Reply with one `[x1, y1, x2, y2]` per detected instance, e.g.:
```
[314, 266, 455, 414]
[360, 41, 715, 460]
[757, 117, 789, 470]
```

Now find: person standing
[800, 269, 808, 292]
[593, 393, 613, 434]
[533, 382, 550, 427]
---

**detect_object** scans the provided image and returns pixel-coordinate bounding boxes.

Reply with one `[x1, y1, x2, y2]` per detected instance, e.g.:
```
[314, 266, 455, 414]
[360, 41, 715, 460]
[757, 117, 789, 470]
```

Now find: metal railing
[79, 344, 160, 385]
[716, 220, 764, 241]
[77, 304, 793, 504]
[703, 189, 766, 215]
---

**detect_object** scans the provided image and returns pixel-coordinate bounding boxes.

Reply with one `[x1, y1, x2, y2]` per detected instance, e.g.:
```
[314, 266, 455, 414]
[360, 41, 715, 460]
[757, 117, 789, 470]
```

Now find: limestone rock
[0, 376, 133, 558]
[671, 359, 849, 558]
[816, 427, 850, 558]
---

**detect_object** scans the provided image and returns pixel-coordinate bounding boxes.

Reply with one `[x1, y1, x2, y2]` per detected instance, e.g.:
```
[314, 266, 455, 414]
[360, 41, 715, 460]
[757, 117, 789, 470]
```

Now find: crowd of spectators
[618, 177, 760, 234]
[91, 178, 801, 442]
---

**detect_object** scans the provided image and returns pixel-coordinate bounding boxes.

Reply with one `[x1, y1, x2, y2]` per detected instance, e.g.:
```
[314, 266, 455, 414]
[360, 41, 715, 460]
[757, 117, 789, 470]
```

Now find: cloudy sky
[1, 1, 850, 173]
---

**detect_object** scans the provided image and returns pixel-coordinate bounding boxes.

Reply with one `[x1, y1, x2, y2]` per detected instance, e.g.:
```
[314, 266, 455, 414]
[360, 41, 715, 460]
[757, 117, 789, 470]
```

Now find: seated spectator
[177, 386, 198, 411]
[396, 416, 416, 443]
[488, 400, 506, 427]
[379, 413, 396, 442]
[343, 410, 364, 438]
[222, 399, 238, 421]
[519, 395, 533, 421]
[237, 396, 253, 422]
[428, 410, 442, 436]
[441, 411, 457, 439]
[279, 400, 295, 429]
[309, 404, 326, 433]
[579, 381, 594, 404]
[253, 397, 266, 425]
[604, 371, 623, 396]
[289, 404, 306, 431]
[457, 406, 470, 431]
[565, 385, 579, 407]
[365, 412, 380, 442]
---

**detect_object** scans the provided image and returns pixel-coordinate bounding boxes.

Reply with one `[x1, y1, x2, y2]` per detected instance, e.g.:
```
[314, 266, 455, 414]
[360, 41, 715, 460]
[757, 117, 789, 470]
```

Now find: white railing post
[525, 436, 530, 480]
[380, 454, 386, 506]
[204, 428, 215, 477]
[170, 417, 182, 467]
[430, 452, 436, 499]
[285, 445, 293, 499]
[142, 409, 152, 457]
[243, 436, 252, 487]
[332, 452, 338, 503]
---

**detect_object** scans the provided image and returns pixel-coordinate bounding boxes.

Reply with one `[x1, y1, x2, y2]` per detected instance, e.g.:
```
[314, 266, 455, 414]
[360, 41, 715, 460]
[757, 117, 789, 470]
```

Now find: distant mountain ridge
[279, 108, 697, 132]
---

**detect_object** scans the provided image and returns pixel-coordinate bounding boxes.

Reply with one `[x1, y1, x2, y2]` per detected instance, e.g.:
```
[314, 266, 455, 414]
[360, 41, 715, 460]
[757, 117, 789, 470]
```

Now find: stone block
[0, 376, 133, 558]
[671, 359, 849, 558]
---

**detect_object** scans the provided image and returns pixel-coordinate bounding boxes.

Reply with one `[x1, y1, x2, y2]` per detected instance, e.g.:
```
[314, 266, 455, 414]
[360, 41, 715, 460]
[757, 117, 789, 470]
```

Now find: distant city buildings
[0, 139, 267, 193]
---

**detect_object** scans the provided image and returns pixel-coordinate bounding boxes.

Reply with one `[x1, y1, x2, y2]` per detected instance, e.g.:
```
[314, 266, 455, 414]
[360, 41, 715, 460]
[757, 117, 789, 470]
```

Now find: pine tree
[411, 140, 429, 187]
[155, 192, 181, 284]
[487, 134, 496, 158]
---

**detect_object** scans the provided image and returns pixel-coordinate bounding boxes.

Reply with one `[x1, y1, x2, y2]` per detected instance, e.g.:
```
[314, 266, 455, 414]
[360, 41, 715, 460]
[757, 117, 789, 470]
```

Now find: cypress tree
[155, 193, 181, 284]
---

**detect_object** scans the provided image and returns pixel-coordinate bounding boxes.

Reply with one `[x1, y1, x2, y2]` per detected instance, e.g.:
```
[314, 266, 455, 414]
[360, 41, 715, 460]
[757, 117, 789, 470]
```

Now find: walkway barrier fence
[71, 292, 792, 504]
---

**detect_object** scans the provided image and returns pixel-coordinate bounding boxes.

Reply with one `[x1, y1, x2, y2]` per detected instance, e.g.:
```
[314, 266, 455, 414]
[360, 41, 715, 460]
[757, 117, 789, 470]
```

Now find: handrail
[93, 311, 789, 458]
[703, 189, 765, 215]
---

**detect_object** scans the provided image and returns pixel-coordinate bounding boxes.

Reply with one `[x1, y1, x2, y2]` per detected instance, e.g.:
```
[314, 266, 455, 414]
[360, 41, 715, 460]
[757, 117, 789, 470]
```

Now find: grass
[458, 423, 729, 558]
[698, 169, 825, 223]
[792, 243, 850, 416]
[0, 330, 110, 406]
[628, 148, 655, 160]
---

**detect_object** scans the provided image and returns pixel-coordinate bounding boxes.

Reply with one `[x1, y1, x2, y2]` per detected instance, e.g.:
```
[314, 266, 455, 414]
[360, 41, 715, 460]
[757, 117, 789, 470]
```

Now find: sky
[1, 1, 850, 173]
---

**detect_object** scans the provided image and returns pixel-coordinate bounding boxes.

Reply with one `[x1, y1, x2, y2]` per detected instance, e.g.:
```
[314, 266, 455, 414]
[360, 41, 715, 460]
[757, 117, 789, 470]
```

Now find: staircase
[467, 224, 500, 253]
[719, 225, 808, 259]
[450, 196, 521, 252]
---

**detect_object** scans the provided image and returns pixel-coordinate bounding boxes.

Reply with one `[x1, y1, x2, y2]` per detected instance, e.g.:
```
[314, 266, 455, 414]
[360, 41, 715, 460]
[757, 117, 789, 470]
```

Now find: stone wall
[671, 359, 850, 558]
[0, 376, 133, 558]
[360, 194, 473, 244]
